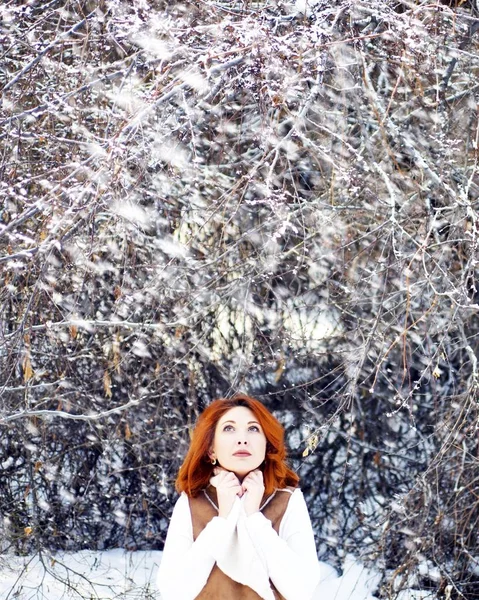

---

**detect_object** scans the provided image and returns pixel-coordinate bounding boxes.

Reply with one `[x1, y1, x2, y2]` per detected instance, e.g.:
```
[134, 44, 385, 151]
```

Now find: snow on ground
[0, 550, 160, 599]
[0, 550, 429, 599]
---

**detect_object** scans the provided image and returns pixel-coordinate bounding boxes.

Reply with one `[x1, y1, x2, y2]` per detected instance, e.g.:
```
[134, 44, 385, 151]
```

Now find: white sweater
[157, 488, 321, 600]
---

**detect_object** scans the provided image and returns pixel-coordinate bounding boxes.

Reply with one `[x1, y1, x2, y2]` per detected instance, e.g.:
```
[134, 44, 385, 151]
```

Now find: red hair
[176, 393, 299, 497]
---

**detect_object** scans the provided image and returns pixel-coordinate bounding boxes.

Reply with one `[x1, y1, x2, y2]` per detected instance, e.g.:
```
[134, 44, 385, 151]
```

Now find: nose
[237, 439, 247, 445]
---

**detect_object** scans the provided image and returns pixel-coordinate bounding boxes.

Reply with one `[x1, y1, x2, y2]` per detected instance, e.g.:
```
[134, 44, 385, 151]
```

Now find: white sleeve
[243, 489, 321, 600]
[156, 492, 239, 600]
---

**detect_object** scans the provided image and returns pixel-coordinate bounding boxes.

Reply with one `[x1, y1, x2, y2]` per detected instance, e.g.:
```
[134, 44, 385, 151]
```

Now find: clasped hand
[210, 467, 265, 518]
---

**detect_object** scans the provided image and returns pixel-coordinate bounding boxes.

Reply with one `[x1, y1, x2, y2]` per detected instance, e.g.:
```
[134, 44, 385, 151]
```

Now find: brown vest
[189, 485, 295, 600]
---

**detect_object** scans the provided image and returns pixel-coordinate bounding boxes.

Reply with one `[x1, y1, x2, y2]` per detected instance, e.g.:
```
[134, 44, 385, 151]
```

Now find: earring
[211, 457, 217, 465]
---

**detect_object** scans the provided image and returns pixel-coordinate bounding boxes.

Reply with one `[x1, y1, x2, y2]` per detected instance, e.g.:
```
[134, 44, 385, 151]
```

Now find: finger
[220, 471, 239, 482]
[216, 475, 241, 488]
[216, 471, 232, 482]
[242, 477, 263, 491]
[227, 473, 241, 484]
[222, 479, 242, 488]
[211, 470, 235, 482]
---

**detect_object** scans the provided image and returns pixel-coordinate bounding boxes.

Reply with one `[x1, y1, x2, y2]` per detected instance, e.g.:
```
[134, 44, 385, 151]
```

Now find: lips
[233, 451, 252, 457]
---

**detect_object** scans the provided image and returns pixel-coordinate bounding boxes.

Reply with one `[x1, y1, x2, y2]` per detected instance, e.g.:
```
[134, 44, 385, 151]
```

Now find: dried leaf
[271, 93, 283, 106]
[104, 370, 112, 398]
[125, 422, 132, 440]
[303, 433, 319, 458]
[70, 324, 78, 339]
[274, 358, 285, 383]
[23, 354, 34, 383]
[24, 526, 33, 536]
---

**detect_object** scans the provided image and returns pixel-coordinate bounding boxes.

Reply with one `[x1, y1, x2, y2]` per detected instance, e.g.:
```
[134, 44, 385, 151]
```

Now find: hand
[209, 467, 243, 518]
[241, 469, 265, 517]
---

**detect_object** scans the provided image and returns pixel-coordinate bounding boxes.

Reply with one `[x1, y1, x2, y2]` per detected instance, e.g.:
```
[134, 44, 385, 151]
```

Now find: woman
[157, 393, 321, 600]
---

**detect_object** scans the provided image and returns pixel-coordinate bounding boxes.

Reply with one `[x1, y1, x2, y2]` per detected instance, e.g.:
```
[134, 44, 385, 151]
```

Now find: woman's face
[209, 406, 267, 479]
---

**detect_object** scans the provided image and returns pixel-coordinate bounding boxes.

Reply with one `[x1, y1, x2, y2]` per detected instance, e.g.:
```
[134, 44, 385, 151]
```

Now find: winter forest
[1, 0, 478, 598]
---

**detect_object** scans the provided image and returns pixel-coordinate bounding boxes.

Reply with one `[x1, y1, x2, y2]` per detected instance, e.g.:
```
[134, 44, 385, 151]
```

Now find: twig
[1, 398, 140, 424]
[3, 11, 97, 92]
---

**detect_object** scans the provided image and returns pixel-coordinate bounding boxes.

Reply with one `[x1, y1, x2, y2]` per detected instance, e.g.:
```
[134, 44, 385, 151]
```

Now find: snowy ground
[0, 550, 431, 599]
[0, 550, 158, 599]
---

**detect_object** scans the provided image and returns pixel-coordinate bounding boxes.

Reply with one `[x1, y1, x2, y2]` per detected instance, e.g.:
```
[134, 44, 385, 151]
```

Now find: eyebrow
[222, 420, 260, 425]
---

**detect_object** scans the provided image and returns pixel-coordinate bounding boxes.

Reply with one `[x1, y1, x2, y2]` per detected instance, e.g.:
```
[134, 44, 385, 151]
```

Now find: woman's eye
[223, 425, 234, 431]
[249, 426, 260, 432]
